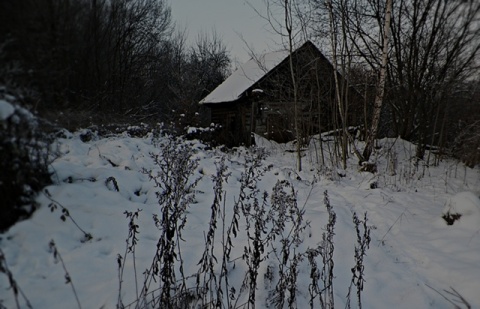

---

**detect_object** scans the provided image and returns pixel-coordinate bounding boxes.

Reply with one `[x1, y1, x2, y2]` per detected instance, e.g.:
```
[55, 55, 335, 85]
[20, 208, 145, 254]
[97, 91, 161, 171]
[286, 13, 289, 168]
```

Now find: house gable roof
[199, 41, 342, 105]
[199, 49, 290, 105]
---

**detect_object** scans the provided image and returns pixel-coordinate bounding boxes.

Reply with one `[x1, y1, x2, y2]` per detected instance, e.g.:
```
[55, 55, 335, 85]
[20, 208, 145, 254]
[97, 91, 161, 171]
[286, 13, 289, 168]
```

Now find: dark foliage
[0, 100, 52, 232]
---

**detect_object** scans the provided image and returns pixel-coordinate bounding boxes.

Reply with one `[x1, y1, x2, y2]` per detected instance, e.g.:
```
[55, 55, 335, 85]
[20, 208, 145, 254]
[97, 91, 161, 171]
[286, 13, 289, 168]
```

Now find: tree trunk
[326, 0, 364, 167]
[285, 0, 302, 171]
[362, 0, 393, 162]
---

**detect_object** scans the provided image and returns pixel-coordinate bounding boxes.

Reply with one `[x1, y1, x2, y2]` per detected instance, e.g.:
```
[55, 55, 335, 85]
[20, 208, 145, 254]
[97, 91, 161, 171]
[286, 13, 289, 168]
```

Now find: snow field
[1, 131, 479, 308]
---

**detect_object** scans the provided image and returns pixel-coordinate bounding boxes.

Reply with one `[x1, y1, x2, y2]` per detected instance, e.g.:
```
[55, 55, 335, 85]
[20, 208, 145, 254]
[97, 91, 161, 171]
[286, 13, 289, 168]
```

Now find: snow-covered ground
[1, 126, 479, 308]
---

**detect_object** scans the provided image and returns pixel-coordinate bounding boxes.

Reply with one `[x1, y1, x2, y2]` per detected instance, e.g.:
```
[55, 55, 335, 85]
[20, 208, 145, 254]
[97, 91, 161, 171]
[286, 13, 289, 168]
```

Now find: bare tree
[248, 0, 307, 170]
[347, 0, 480, 159]
[168, 30, 231, 129]
[305, 0, 480, 165]
[362, 0, 393, 162]
[284, 0, 303, 171]
[325, 0, 358, 168]
[308, 0, 366, 168]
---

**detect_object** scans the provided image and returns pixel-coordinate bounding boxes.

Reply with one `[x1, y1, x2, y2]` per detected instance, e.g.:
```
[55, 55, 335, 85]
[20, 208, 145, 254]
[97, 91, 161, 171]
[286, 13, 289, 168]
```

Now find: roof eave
[199, 91, 248, 106]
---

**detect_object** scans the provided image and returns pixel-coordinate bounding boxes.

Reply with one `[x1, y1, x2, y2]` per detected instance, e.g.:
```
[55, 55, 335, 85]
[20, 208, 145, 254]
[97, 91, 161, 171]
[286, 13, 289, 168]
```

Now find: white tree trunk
[363, 0, 393, 162]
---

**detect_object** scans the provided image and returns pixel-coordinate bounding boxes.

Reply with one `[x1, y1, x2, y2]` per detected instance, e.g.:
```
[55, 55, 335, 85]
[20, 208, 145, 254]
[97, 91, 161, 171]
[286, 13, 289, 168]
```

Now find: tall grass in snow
[110, 138, 374, 308]
[0, 134, 378, 309]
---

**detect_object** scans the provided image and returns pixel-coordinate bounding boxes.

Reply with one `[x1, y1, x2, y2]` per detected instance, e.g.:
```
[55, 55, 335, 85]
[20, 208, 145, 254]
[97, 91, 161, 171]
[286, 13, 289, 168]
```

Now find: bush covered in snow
[0, 98, 52, 231]
[442, 191, 480, 227]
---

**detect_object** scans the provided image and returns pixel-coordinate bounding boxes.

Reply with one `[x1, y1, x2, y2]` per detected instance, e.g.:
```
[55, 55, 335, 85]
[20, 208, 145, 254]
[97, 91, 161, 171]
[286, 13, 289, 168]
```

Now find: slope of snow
[199, 50, 288, 104]
[1, 132, 479, 308]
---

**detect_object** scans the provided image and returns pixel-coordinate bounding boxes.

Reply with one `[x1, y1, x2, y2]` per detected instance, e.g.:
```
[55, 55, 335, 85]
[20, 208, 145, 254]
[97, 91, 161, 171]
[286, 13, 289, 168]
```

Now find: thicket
[0, 0, 230, 130]
[0, 95, 53, 232]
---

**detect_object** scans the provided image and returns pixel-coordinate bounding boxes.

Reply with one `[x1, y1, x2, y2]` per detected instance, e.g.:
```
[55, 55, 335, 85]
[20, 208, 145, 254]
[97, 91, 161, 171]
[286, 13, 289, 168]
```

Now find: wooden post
[249, 101, 256, 146]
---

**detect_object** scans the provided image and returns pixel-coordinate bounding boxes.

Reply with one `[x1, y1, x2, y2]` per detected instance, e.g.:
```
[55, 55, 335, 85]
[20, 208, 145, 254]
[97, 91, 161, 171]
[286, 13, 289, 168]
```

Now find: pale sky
[169, 0, 283, 64]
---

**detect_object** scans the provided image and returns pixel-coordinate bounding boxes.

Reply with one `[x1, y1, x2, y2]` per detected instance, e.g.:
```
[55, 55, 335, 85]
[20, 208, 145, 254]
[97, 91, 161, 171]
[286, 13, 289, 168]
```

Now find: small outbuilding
[199, 41, 364, 147]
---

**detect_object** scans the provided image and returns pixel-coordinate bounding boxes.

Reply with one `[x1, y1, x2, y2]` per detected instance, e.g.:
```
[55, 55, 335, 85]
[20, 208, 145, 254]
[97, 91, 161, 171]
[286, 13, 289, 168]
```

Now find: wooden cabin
[199, 41, 364, 147]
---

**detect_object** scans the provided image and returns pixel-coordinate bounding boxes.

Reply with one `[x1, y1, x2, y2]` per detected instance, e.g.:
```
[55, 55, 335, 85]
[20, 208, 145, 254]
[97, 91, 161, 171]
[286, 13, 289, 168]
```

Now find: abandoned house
[199, 40, 364, 147]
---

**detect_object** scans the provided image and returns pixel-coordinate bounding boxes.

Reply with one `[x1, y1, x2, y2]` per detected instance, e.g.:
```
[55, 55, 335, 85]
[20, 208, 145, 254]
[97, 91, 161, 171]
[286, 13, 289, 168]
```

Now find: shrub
[453, 120, 480, 167]
[0, 97, 52, 231]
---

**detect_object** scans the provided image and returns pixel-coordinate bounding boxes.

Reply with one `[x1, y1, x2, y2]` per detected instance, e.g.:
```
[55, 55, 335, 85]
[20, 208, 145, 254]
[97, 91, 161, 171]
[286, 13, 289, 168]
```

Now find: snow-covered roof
[199, 50, 289, 104]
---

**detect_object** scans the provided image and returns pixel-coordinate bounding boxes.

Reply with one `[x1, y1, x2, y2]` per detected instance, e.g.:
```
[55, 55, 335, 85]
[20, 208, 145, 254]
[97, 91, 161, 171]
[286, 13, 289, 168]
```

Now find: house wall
[208, 100, 252, 147]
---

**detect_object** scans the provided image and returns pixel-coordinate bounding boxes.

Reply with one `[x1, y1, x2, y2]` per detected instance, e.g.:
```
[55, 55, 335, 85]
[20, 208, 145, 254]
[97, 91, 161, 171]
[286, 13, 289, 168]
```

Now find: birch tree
[362, 0, 393, 162]
[346, 0, 480, 159]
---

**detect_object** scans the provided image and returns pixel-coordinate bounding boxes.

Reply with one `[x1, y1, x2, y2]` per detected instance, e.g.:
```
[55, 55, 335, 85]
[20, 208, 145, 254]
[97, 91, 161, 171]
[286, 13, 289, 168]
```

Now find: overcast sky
[169, 0, 283, 64]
